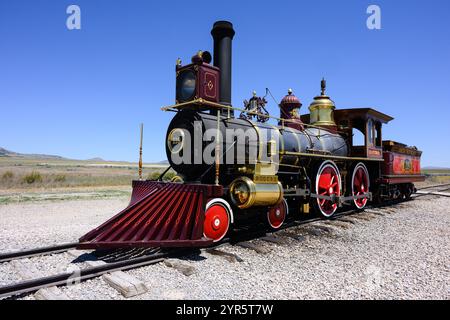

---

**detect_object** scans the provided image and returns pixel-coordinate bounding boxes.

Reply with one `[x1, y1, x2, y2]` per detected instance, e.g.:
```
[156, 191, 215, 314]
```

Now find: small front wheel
[266, 199, 288, 230]
[203, 199, 232, 242]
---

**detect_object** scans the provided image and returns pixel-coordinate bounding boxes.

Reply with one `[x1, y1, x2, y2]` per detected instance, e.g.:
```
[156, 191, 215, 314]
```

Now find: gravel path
[0, 195, 448, 300]
[0, 198, 129, 252]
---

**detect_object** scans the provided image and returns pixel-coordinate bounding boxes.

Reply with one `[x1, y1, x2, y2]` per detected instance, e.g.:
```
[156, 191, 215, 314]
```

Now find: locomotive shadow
[72, 201, 408, 265]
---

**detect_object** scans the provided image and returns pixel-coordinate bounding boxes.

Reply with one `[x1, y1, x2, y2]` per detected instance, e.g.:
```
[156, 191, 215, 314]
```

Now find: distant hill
[86, 157, 106, 162]
[0, 147, 66, 160]
[0, 147, 167, 164]
[0, 147, 12, 157]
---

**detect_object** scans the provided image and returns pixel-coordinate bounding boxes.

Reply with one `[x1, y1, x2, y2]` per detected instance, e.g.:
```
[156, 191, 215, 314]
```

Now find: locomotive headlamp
[174, 52, 219, 104]
[176, 70, 197, 102]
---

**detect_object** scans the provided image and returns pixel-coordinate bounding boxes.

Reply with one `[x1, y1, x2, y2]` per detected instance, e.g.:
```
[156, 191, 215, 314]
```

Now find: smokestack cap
[211, 21, 235, 39]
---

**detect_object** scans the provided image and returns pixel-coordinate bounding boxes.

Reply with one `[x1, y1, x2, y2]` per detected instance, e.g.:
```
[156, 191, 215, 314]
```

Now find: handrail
[161, 99, 345, 133]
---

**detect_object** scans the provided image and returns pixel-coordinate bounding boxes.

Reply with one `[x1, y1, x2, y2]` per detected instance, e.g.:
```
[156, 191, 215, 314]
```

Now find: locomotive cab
[333, 108, 393, 159]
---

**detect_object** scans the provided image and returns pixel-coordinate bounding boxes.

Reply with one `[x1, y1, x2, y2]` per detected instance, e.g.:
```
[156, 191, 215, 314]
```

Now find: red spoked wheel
[203, 199, 232, 242]
[351, 163, 370, 209]
[267, 199, 288, 230]
[314, 161, 341, 218]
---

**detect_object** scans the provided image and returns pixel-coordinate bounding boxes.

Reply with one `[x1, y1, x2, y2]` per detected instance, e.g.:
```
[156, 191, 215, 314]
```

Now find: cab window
[367, 119, 374, 147]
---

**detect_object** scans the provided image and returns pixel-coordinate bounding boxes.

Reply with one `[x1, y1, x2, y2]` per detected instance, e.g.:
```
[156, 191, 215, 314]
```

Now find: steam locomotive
[78, 21, 425, 249]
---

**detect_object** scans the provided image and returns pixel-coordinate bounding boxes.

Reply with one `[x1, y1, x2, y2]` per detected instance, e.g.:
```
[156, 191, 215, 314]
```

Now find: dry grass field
[421, 169, 450, 184]
[1, 155, 449, 204]
[0, 157, 172, 204]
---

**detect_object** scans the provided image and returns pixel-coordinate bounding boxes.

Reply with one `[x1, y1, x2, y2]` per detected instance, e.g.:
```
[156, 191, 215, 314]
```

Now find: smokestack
[211, 21, 235, 109]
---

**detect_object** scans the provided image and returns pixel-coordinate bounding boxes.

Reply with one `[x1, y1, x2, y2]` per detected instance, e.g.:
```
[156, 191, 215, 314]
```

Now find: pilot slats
[78, 181, 223, 249]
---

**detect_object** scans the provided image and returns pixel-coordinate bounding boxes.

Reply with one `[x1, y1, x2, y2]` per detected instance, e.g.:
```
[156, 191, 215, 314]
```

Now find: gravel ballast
[0, 195, 448, 300]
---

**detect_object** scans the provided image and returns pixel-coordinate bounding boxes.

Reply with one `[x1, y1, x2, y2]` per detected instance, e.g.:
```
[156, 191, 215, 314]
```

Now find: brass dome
[308, 79, 336, 127]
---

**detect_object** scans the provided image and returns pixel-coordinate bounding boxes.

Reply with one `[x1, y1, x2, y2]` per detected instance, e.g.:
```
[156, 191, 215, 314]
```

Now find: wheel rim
[267, 200, 287, 229]
[352, 164, 370, 209]
[203, 203, 229, 242]
[316, 163, 341, 217]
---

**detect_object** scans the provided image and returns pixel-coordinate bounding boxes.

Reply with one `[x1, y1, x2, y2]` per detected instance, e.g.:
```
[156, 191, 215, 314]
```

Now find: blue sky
[1, 0, 449, 166]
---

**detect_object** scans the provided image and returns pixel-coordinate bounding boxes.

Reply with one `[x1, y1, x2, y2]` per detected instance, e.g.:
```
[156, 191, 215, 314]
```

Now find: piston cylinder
[229, 176, 283, 209]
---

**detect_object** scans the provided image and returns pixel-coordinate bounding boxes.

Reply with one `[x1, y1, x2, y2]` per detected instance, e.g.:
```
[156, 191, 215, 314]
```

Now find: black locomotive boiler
[78, 21, 425, 249]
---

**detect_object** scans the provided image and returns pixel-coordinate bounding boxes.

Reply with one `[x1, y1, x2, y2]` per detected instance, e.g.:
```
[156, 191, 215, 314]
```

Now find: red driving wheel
[267, 199, 287, 229]
[203, 201, 230, 242]
[352, 163, 370, 209]
[314, 161, 341, 218]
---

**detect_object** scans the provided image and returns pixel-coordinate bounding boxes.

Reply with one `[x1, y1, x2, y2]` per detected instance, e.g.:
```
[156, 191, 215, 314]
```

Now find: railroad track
[0, 208, 361, 300]
[415, 183, 450, 191]
[0, 183, 447, 299]
[0, 249, 188, 299]
[0, 242, 78, 264]
[412, 183, 450, 199]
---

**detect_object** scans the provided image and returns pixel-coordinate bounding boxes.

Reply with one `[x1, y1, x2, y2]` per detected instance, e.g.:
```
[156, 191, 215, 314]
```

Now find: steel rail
[0, 249, 189, 299]
[0, 242, 78, 264]
[416, 183, 450, 191]
[412, 183, 450, 199]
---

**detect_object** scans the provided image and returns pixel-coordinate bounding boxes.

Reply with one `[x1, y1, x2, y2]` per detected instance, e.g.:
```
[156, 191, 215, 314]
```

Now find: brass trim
[269, 125, 284, 154]
[254, 175, 279, 184]
[171, 175, 184, 183]
[229, 176, 256, 209]
[303, 203, 310, 214]
[229, 176, 283, 209]
[161, 99, 341, 132]
[247, 120, 263, 161]
[280, 151, 384, 162]
[309, 104, 336, 111]
[167, 128, 185, 154]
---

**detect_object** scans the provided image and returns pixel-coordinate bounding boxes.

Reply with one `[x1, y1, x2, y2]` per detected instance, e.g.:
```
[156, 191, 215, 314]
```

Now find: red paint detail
[267, 200, 286, 229]
[279, 91, 304, 131]
[203, 204, 229, 241]
[383, 152, 422, 176]
[198, 65, 219, 102]
[368, 147, 382, 158]
[202, 71, 218, 100]
[353, 166, 369, 208]
[78, 181, 223, 249]
[379, 176, 426, 184]
[317, 165, 340, 216]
